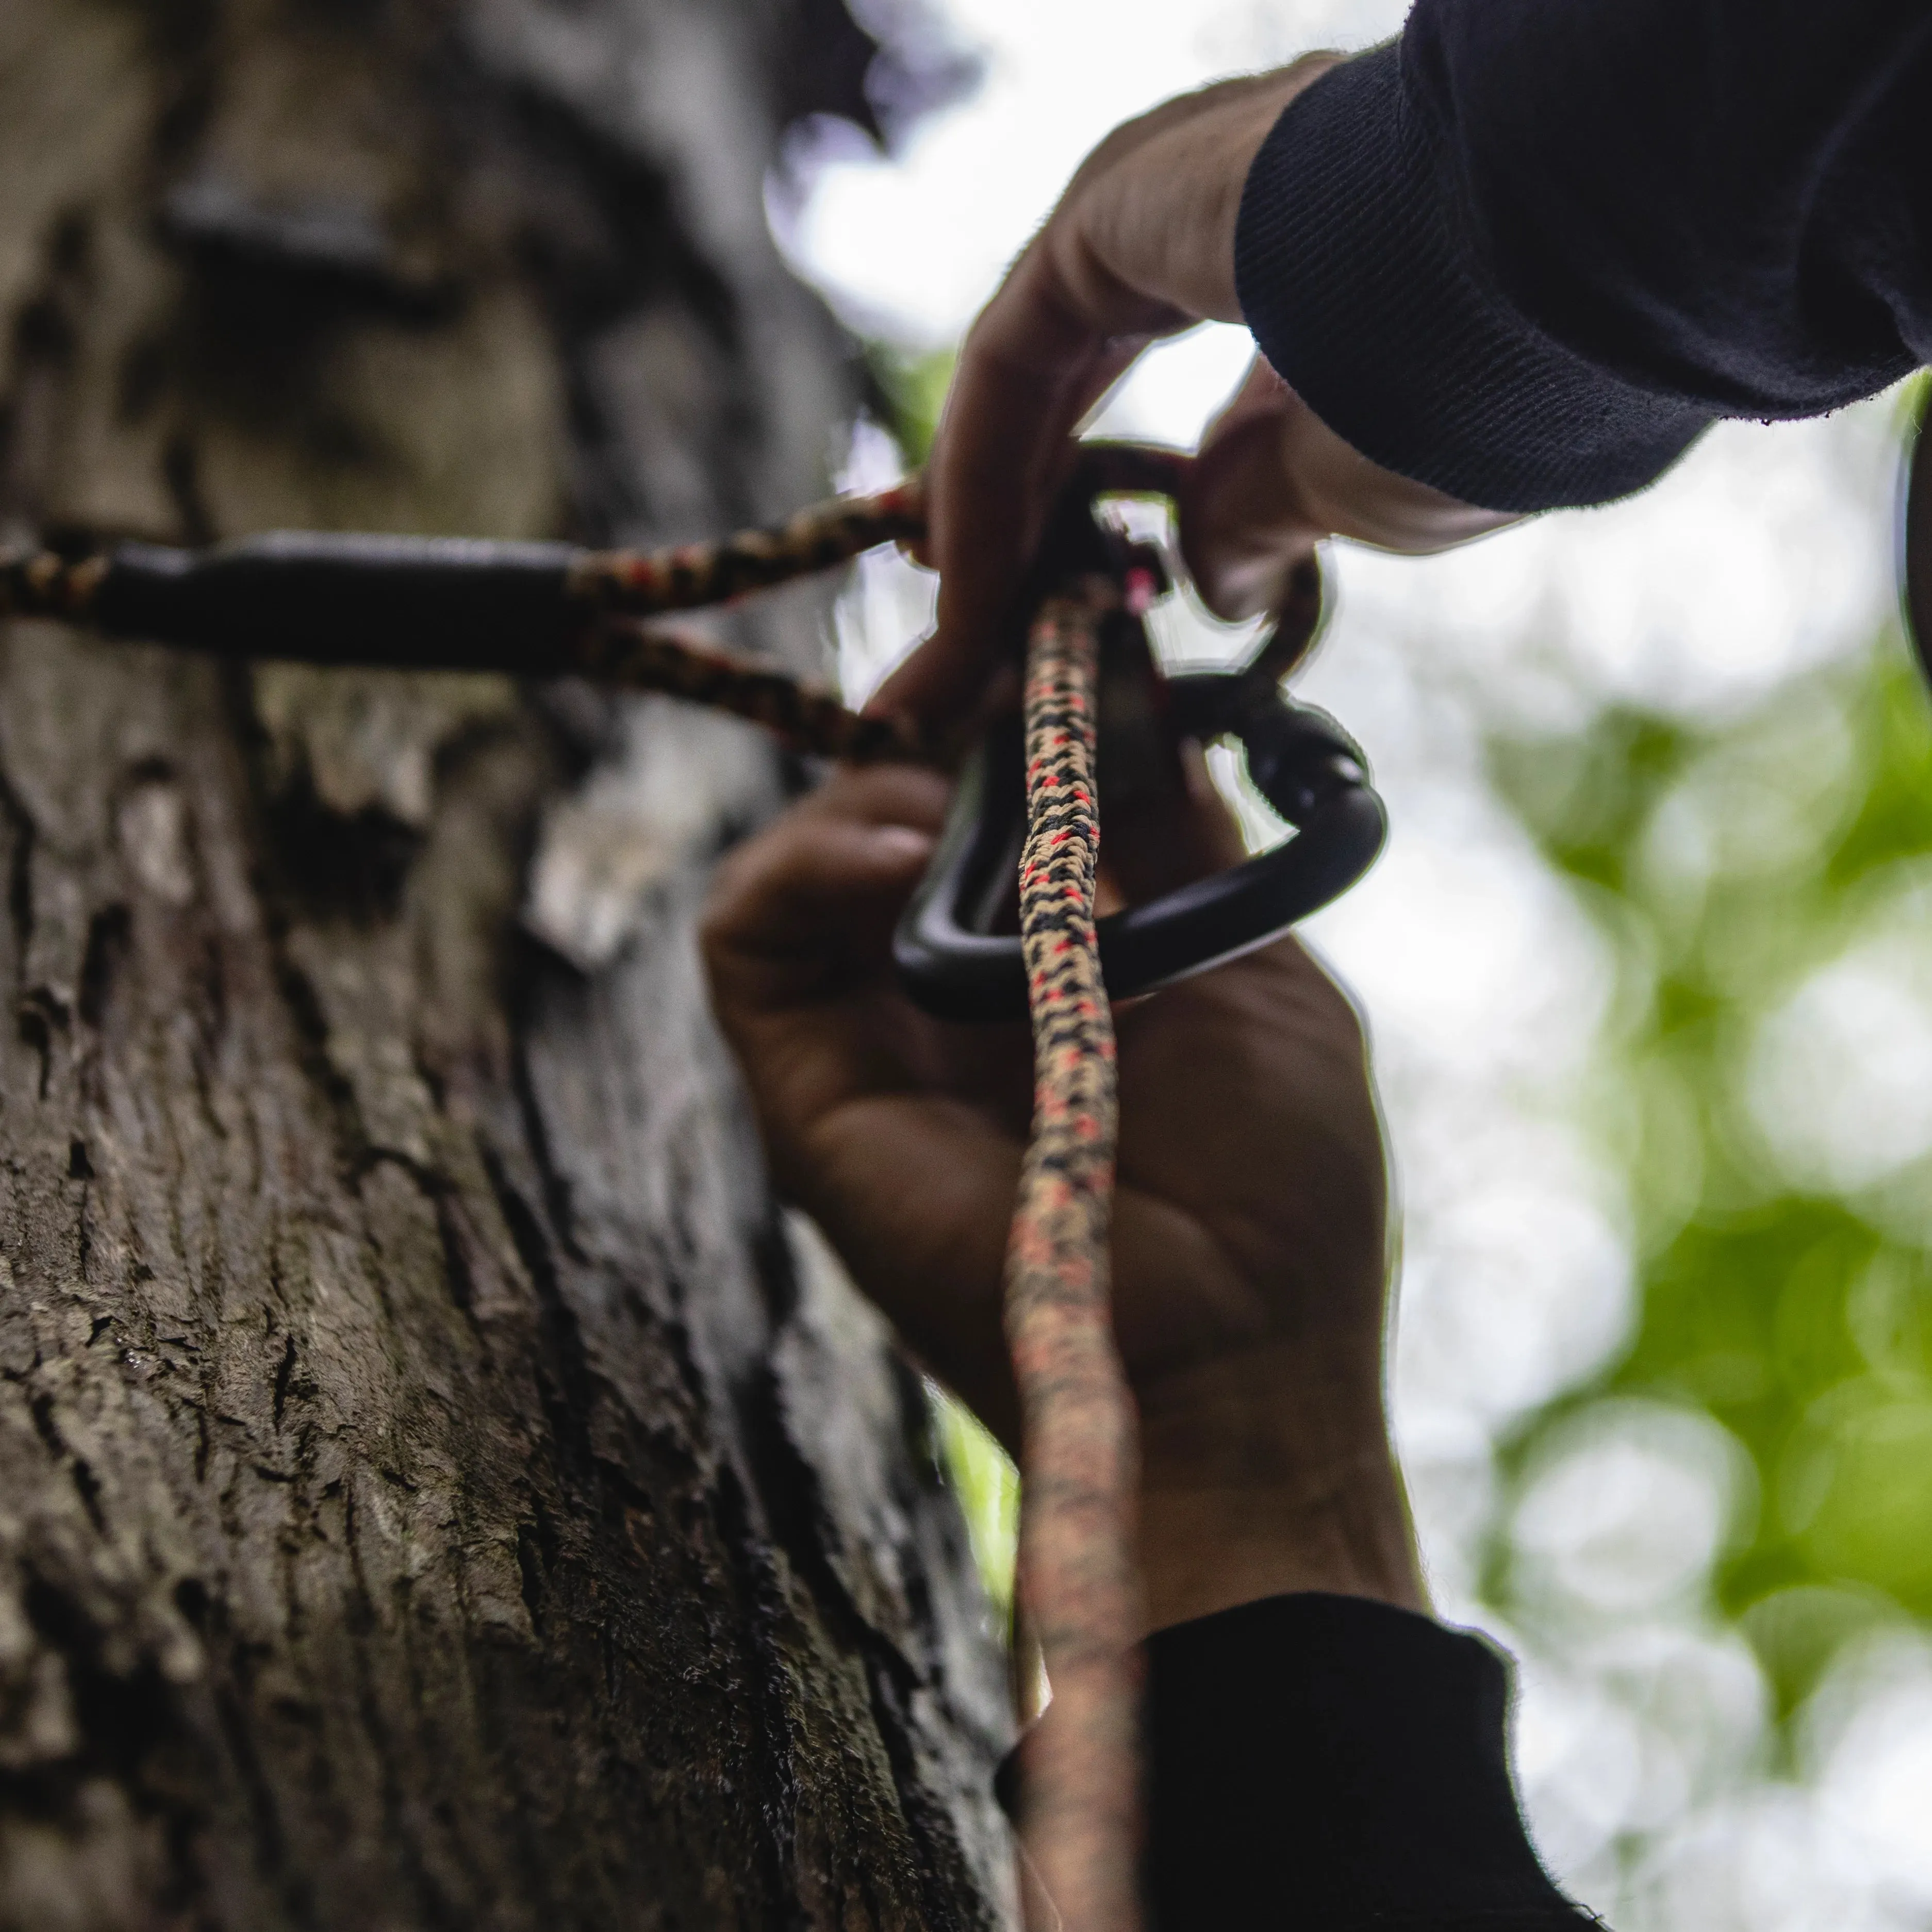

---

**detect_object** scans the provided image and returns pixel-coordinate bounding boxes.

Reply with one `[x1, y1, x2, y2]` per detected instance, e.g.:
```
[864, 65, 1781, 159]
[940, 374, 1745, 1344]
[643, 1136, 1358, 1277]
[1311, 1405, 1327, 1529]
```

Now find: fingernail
[870, 825, 935, 869]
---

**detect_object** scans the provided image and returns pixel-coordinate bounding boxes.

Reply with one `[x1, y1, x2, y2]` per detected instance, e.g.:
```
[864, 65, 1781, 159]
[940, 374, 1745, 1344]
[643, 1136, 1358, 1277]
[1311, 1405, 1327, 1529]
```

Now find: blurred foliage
[1485, 611, 1932, 1725]
[932, 1382, 1020, 1620]
[865, 342, 955, 463]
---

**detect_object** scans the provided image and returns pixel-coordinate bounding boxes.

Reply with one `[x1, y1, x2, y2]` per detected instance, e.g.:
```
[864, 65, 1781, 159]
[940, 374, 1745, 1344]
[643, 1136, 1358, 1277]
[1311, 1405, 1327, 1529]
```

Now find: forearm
[1236, 2, 1932, 512]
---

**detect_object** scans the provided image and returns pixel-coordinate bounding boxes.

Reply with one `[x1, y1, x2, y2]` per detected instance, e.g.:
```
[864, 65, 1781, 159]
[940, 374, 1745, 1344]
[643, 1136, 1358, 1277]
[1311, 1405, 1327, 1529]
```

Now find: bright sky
[779, 6, 1928, 1924]
[779, 0, 1407, 343]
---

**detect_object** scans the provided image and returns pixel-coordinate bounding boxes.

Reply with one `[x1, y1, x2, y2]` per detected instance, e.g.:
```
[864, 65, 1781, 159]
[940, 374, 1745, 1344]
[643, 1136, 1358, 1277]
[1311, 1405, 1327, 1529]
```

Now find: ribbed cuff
[997, 1593, 1595, 1931]
[1142, 1593, 1589, 1929]
[1234, 44, 1713, 514]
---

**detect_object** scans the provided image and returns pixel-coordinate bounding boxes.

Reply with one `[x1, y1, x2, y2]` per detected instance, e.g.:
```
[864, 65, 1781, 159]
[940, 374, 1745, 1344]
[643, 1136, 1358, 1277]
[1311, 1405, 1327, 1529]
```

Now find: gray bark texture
[0, 2, 1014, 1927]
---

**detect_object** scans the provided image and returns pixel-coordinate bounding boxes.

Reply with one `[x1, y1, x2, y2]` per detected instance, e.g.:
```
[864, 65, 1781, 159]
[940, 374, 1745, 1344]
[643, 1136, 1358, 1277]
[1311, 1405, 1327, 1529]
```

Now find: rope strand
[571, 619, 931, 764]
[567, 477, 927, 615]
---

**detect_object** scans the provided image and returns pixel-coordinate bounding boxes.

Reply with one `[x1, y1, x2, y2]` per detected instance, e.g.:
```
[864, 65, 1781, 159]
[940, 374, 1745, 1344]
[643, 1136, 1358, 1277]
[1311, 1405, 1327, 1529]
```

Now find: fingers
[700, 764, 950, 1009]
[897, 67, 1334, 740]
[900, 253, 1164, 732]
[698, 770, 1030, 1444]
[1183, 358, 1521, 619]
[1180, 359, 1323, 621]
[866, 639, 1023, 758]
[1098, 739, 1247, 912]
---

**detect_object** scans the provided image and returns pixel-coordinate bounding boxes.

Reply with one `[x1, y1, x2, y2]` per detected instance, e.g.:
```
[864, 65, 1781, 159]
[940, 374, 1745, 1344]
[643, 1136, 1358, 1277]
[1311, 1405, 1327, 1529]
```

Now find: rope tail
[1007, 584, 1143, 1932]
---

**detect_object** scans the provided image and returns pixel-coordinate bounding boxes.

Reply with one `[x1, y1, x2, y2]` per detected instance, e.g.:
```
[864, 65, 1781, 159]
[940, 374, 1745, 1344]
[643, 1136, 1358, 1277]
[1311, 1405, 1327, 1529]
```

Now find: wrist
[1178, 57, 1349, 326]
[1139, 1460, 1426, 1632]
[1132, 1341, 1426, 1632]
[1063, 57, 1346, 333]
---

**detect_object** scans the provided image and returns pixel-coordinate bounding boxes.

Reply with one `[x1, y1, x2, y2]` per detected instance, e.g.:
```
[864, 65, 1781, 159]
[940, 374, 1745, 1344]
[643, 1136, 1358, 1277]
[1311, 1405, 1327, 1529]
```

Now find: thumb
[1178, 358, 1322, 623]
[1182, 358, 1521, 603]
[701, 769, 948, 1009]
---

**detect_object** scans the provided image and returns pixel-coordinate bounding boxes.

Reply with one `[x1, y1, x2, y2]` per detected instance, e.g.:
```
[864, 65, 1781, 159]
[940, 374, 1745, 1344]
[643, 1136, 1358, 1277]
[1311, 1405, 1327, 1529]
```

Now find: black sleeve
[1233, 2, 1932, 514]
[1140, 1593, 1594, 1931]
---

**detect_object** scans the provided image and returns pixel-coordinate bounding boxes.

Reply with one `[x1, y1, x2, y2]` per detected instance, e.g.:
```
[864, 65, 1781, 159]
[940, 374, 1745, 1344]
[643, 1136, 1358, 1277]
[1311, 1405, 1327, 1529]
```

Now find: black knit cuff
[1141, 1593, 1590, 1930]
[1234, 44, 1713, 514]
[997, 1593, 1595, 1931]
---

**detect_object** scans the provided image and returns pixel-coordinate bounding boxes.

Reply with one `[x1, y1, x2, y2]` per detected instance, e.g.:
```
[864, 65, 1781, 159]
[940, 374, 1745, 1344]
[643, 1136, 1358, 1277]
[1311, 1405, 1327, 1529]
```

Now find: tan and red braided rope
[566, 477, 928, 615]
[1008, 586, 1142, 1932]
[573, 618, 929, 763]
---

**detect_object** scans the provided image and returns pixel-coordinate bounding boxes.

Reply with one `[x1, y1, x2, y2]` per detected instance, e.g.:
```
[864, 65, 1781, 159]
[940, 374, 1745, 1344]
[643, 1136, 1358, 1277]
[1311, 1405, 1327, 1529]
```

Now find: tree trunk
[0, 3, 1013, 1926]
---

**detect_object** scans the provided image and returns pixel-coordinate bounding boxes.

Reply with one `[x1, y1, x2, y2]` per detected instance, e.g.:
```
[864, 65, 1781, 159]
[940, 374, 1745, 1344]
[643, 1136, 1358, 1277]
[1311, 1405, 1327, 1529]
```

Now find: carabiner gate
[893, 468, 1387, 1023]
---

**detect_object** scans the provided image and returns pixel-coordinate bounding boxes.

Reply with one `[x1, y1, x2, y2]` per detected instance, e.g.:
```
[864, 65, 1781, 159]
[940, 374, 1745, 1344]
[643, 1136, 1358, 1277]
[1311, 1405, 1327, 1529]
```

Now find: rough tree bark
[0, 2, 1013, 1926]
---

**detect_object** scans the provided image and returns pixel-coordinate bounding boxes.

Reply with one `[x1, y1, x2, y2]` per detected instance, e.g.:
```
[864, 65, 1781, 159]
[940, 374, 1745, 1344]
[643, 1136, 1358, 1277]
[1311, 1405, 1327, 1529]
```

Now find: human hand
[700, 759, 1424, 1630]
[872, 55, 1513, 736]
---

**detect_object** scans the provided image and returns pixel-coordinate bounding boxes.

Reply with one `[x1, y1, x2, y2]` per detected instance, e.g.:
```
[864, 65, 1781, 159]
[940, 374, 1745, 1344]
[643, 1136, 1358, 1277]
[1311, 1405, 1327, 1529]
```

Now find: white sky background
[772, 1, 1930, 1923]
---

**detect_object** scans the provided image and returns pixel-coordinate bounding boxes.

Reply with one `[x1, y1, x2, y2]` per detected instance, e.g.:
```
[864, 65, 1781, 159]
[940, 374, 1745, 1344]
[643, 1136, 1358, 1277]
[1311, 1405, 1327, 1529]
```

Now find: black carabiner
[893, 544, 1387, 1024]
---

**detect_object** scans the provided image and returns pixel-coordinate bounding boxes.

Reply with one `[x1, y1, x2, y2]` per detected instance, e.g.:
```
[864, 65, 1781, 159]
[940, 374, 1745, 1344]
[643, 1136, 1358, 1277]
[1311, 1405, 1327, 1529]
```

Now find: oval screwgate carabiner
[892, 560, 1388, 1024]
